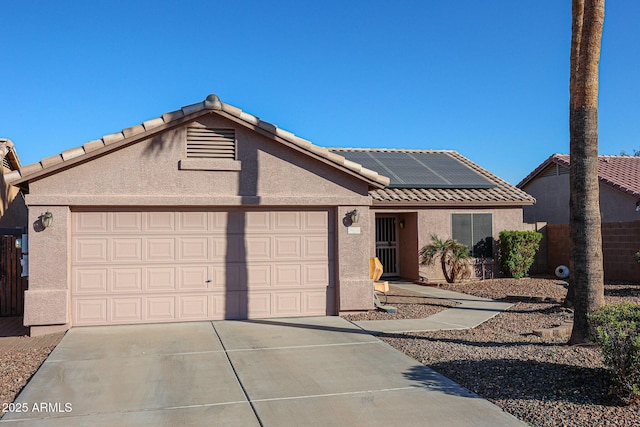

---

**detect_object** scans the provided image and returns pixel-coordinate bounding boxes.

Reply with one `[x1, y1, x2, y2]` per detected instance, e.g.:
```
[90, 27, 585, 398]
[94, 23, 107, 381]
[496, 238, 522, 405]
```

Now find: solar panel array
[335, 151, 497, 189]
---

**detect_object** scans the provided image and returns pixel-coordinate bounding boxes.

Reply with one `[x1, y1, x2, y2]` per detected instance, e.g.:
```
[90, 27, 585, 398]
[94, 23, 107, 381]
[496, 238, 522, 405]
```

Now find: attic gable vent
[187, 128, 236, 159]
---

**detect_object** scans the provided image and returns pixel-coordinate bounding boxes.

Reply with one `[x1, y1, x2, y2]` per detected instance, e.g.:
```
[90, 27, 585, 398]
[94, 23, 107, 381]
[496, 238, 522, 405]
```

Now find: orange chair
[370, 257, 389, 304]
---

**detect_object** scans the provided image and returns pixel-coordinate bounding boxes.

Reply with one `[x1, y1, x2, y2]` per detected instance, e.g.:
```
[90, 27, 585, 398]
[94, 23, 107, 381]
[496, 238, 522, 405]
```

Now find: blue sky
[2, 1, 639, 185]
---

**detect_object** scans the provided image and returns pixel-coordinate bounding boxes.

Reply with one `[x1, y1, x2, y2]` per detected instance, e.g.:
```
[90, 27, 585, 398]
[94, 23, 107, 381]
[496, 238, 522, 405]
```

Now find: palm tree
[565, 0, 606, 344]
[419, 235, 470, 283]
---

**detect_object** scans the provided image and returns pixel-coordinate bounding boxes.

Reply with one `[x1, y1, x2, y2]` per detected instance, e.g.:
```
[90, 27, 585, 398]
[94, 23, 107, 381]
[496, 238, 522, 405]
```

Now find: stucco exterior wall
[28, 115, 369, 205]
[0, 166, 28, 229]
[521, 174, 570, 224]
[24, 114, 375, 333]
[417, 207, 524, 281]
[370, 206, 524, 282]
[522, 174, 640, 224]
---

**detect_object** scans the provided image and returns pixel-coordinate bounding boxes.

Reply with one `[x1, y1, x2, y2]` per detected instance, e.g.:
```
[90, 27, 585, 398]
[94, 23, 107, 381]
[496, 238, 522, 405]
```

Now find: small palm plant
[419, 235, 471, 283]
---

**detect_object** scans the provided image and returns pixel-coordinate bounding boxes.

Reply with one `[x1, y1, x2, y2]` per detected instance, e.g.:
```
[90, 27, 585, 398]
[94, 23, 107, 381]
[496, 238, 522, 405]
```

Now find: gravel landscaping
[341, 287, 459, 321]
[375, 278, 640, 427]
[0, 323, 64, 420]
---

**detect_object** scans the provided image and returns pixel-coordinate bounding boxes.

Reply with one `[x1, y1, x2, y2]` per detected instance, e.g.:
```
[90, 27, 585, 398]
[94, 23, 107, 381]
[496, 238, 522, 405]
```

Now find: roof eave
[516, 154, 564, 189]
[371, 199, 535, 207]
[11, 109, 215, 187]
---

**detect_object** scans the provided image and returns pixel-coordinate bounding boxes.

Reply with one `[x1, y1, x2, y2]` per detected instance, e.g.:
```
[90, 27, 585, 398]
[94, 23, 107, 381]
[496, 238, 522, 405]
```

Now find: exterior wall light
[636, 201, 640, 212]
[348, 209, 360, 224]
[41, 212, 53, 228]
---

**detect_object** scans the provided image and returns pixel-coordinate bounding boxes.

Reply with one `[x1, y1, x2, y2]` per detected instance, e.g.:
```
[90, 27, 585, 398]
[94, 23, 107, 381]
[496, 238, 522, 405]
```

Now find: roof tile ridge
[13, 94, 223, 183]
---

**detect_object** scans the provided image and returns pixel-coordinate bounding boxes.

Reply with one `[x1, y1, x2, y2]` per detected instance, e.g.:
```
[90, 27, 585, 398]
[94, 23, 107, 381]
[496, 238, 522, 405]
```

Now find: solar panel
[335, 151, 497, 189]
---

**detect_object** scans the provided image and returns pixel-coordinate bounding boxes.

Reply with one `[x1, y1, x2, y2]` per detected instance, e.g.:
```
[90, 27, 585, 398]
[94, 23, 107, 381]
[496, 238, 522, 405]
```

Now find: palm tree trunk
[567, 0, 606, 345]
[441, 256, 453, 283]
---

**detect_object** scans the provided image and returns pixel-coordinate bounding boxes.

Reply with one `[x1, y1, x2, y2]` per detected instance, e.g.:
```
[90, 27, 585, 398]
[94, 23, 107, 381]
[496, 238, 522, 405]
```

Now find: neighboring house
[6, 95, 534, 335]
[518, 154, 640, 224]
[0, 138, 28, 230]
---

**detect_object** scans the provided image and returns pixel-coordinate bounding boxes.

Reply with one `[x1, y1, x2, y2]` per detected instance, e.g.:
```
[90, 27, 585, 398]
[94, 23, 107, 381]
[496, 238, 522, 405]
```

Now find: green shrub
[588, 303, 640, 404]
[498, 230, 543, 279]
[635, 250, 640, 264]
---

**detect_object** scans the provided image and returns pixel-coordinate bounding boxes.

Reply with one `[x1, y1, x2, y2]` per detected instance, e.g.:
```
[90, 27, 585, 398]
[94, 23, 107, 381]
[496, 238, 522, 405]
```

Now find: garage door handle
[205, 279, 212, 283]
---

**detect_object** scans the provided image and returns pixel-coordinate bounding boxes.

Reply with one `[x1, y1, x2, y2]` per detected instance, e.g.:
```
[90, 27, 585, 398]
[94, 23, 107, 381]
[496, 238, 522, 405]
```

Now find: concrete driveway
[1, 317, 524, 426]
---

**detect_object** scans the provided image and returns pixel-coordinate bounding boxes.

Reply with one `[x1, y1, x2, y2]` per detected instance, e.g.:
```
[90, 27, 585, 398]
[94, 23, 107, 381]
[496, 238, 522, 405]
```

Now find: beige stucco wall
[0, 166, 28, 229]
[25, 113, 374, 333]
[371, 206, 525, 282]
[522, 174, 640, 224]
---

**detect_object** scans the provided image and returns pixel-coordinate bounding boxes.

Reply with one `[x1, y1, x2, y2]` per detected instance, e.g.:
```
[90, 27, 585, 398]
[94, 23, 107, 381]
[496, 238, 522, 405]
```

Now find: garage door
[71, 210, 334, 326]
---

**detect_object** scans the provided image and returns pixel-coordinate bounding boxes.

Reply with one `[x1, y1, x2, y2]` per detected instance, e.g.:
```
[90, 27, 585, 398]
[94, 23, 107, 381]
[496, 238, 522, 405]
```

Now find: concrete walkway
[352, 283, 514, 334]
[1, 317, 525, 426]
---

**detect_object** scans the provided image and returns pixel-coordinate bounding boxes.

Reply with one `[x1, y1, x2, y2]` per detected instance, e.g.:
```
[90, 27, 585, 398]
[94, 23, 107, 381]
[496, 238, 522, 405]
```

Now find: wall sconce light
[399, 220, 405, 229]
[636, 201, 640, 212]
[41, 211, 53, 229]
[347, 209, 360, 224]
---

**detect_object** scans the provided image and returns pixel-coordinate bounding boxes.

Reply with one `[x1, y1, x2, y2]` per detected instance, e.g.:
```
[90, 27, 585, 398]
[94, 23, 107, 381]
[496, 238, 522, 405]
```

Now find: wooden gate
[0, 234, 27, 316]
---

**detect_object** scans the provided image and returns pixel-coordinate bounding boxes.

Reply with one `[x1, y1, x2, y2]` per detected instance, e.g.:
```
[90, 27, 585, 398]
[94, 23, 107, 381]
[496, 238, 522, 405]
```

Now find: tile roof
[0, 138, 22, 170]
[5, 95, 390, 189]
[518, 153, 640, 199]
[330, 149, 535, 206]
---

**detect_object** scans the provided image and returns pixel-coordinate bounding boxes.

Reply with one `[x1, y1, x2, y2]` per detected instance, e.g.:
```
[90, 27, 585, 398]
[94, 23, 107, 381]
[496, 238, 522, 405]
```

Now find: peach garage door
[71, 210, 334, 326]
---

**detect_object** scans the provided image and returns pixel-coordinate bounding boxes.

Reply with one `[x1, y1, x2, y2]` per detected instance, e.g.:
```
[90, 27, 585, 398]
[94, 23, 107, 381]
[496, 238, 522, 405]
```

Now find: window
[451, 213, 493, 258]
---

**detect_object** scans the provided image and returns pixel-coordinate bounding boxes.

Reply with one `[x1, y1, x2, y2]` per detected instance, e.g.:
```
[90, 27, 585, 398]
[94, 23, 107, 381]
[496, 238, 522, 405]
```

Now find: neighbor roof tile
[520, 154, 640, 198]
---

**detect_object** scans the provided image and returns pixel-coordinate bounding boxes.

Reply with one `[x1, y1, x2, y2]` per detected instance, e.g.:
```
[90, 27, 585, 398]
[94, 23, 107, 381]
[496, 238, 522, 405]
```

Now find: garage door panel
[75, 212, 108, 233]
[179, 295, 209, 319]
[211, 212, 228, 232]
[274, 211, 300, 230]
[147, 296, 177, 321]
[245, 211, 270, 231]
[75, 268, 109, 293]
[211, 238, 227, 260]
[178, 266, 210, 290]
[304, 236, 328, 258]
[147, 267, 176, 291]
[112, 238, 142, 262]
[273, 292, 302, 315]
[146, 238, 176, 261]
[305, 291, 329, 313]
[145, 212, 176, 232]
[274, 264, 301, 286]
[179, 238, 209, 260]
[75, 298, 108, 325]
[304, 211, 329, 230]
[247, 265, 271, 288]
[112, 268, 143, 292]
[111, 298, 142, 322]
[304, 264, 329, 286]
[245, 236, 271, 260]
[72, 210, 333, 326]
[179, 212, 209, 231]
[113, 212, 143, 232]
[274, 236, 301, 258]
[248, 293, 271, 317]
[74, 238, 109, 263]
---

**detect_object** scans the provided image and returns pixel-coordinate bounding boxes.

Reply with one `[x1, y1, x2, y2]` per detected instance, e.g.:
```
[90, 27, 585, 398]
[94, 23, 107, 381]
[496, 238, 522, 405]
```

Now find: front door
[375, 217, 398, 277]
